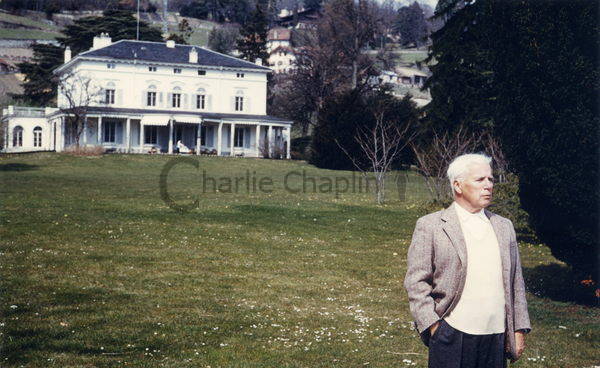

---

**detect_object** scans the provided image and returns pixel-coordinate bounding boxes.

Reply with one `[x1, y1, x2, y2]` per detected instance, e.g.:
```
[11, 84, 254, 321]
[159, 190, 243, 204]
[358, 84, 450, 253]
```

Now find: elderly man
[404, 153, 531, 368]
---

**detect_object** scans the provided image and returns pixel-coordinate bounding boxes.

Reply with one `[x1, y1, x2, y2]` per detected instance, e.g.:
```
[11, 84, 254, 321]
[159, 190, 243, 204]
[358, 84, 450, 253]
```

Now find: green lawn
[0, 28, 62, 40]
[0, 12, 61, 32]
[0, 153, 598, 367]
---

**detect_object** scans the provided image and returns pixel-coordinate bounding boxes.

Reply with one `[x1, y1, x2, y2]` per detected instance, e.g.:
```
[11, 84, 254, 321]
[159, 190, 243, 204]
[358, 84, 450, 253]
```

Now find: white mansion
[1, 34, 292, 158]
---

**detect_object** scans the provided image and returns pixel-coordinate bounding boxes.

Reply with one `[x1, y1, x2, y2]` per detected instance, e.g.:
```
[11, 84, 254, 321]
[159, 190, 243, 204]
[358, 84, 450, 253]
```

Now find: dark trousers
[428, 320, 506, 368]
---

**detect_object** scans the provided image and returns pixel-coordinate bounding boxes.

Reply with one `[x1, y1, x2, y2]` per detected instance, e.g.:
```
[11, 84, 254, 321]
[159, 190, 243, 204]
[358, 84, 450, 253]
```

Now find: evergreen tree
[14, 44, 63, 106]
[58, 10, 163, 55]
[208, 26, 240, 55]
[395, 2, 428, 47]
[15, 10, 163, 106]
[236, 2, 269, 63]
[422, 0, 494, 133]
[490, 0, 599, 283]
[310, 89, 418, 171]
[423, 0, 599, 286]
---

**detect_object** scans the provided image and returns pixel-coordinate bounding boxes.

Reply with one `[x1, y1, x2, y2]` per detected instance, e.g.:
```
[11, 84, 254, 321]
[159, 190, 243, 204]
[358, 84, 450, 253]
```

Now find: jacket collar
[441, 204, 511, 287]
[441, 204, 468, 267]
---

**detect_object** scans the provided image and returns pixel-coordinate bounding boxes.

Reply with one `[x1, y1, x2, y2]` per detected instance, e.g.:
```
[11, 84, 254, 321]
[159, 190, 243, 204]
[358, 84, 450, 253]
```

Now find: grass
[0, 12, 60, 32]
[0, 28, 62, 40]
[0, 153, 598, 367]
[395, 51, 428, 65]
[0, 12, 62, 40]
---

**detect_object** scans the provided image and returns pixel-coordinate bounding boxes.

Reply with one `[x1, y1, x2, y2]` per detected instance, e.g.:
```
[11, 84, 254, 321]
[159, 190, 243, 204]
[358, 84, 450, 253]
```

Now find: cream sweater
[444, 202, 506, 335]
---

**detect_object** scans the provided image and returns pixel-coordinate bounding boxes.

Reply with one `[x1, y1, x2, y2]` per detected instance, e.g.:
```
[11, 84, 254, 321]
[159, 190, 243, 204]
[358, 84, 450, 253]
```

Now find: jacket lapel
[486, 210, 511, 292]
[441, 205, 468, 267]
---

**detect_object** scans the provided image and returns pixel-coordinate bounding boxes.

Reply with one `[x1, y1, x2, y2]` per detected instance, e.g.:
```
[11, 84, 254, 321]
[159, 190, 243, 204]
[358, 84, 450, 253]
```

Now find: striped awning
[173, 115, 202, 124]
[141, 115, 170, 126]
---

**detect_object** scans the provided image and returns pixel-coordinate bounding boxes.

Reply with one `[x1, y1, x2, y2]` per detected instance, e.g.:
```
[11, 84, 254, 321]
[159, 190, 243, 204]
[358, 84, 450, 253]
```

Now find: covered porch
[55, 112, 291, 159]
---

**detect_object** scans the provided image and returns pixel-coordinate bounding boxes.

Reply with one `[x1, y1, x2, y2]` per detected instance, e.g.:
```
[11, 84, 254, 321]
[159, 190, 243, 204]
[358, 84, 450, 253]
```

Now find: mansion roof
[77, 40, 271, 71]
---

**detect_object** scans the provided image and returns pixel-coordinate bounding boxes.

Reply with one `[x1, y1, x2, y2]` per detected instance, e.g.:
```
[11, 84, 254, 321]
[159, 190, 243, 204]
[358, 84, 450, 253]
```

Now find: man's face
[454, 163, 494, 211]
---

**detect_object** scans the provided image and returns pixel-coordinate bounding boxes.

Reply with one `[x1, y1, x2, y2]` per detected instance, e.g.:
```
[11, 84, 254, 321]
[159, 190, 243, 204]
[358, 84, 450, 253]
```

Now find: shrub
[64, 145, 105, 156]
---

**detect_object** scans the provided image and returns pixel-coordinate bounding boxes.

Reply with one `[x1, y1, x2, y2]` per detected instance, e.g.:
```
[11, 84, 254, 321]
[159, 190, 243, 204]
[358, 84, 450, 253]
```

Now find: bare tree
[58, 71, 103, 148]
[336, 99, 416, 205]
[410, 126, 484, 203]
[482, 130, 509, 183]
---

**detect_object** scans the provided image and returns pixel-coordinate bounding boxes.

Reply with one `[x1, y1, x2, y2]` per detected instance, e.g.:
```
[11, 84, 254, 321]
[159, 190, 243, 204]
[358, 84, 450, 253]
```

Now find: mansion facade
[1, 34, 292, 158]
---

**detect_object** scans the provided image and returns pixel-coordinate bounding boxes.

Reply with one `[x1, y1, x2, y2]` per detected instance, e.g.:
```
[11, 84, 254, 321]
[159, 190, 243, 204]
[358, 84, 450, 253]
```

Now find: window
[105, 89, 115, 104]
[172, 93, 181, 108]
[107, 63, 115, 69]
[196, 90, 205, 109]
[147, 91, 157, 106]
[236, 72, 245, 78]
[33, 126, 42, 147]
[145, 125, 157, 144]
[234, 127, 244, 147]
[148, 66, 157, 72]
[12, 126, 23, 147]
[174, 68, 182, 74]
[200, 125, 206, 145]
[235, 96, 244, 111]
[104, 121, 116, 142]
[197, 69, 206, 75]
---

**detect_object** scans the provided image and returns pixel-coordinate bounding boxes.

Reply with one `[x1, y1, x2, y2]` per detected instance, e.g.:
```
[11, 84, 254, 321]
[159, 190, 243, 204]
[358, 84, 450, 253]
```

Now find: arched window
[172, 86, 182, 108]
[147, 85, 157, 106]
[235, 90, 244, 112]
[196, 88, 206, 110]
[13, 126, 23, 147]
[105, 82, 116, 104]
[33, 126, 42, 147]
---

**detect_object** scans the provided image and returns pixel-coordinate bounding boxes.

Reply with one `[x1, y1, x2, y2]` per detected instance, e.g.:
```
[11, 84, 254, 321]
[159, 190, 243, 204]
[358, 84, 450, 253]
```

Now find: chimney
[255, 58, 263, 66]
[166, 40, 176, 48]
[64, 46, 72, 63]
[189, 47, 198, 63]
[91, 33, 112, 50]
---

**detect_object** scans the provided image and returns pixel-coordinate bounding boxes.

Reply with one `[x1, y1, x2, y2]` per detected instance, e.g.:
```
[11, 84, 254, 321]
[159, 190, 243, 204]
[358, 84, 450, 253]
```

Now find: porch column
[168, 119, 174, 154]
[255, 125, 260, 157]
[196, 121, 202, 155]
[139, 122, 144, 152]
[7, 121, 12, 149]
[52, 120, 56, 151]
[125, 118, 131, 153]
[285, 126, 291, 159]
[230, 122, 235, 156]
[97, 116, 103, 144]
[217, 121, 223, 156]
[59, 116, 65, 151]
[268, 125, 273, 158]
[82, 117, 87, 145]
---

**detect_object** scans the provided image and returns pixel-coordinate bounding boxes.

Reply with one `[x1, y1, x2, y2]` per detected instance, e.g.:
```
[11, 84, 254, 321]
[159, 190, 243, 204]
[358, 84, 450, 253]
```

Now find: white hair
[447, 153, 492, 192]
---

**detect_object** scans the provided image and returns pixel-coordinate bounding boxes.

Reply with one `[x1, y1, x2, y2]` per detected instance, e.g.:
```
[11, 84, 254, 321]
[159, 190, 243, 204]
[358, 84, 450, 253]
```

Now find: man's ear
[453, 180, 462, 195]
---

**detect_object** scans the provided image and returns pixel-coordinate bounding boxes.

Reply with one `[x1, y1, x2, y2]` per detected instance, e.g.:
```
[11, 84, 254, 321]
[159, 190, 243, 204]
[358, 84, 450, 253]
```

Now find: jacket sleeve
[404, 217, 440, 335]
[509, 220, 532, 333]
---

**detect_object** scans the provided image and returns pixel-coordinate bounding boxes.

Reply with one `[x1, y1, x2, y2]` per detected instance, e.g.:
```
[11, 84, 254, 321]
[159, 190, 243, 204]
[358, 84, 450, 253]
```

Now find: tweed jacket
[403, 205, 531, 361]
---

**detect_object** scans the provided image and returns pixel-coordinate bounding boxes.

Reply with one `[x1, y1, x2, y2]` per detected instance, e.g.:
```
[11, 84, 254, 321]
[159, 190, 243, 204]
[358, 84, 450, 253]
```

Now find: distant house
[266, 28, 296, 74]
[1, 34, 292, 157]
[276, 7, 322, 29]
[395, 66, 429, 88]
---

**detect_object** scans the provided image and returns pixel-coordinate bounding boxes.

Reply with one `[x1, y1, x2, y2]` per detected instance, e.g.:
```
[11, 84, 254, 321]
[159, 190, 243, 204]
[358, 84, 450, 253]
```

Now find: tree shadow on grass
[0, 163, 39, 171]
[524, 263, 597, 306]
